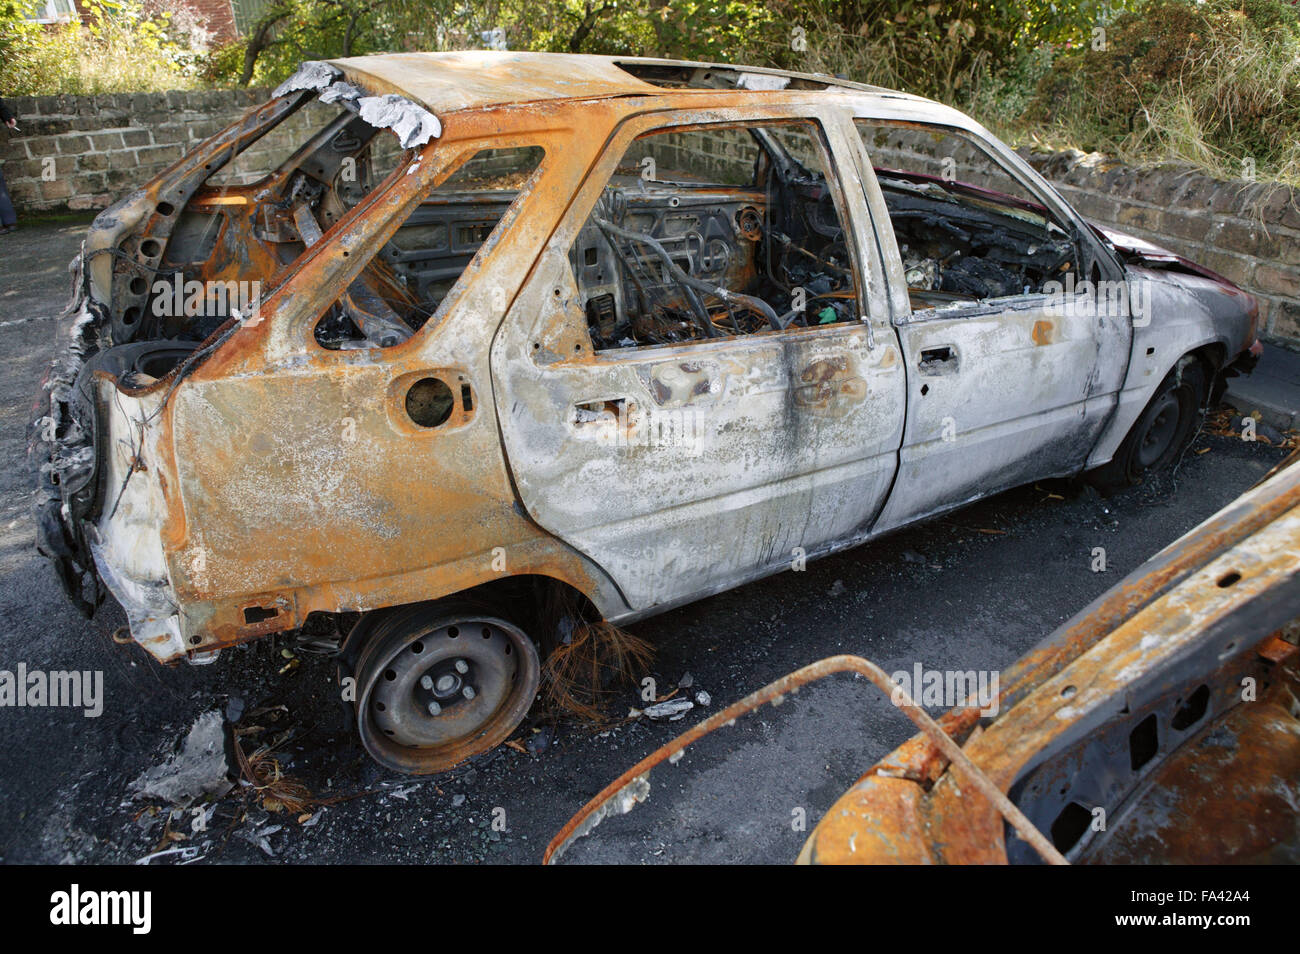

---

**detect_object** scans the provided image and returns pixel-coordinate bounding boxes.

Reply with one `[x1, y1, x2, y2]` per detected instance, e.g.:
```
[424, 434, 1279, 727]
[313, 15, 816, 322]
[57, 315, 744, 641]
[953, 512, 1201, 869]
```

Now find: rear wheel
[1089, 361, 1208, 493]
[353, 602, 540, 774]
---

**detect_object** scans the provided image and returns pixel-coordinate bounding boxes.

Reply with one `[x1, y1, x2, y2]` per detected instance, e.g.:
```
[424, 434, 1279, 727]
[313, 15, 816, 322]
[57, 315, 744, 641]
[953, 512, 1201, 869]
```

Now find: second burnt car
[31, 52, 1262, 774]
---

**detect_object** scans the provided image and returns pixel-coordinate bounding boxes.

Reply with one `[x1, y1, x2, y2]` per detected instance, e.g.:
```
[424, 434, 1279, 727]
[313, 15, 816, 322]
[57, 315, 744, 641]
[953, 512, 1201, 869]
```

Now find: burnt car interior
[125, 95, 544, 358]
[853, 120, 1082, 312]
[568, 121, 860, 350]
[141, 102, 406, 348]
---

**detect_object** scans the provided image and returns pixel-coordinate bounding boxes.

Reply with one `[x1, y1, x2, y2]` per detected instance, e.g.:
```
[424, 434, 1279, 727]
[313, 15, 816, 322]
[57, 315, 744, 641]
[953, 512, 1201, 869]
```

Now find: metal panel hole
[405, 377, 454, 428]
[1129, 713, 1159, 771]
[243, 605, 279, 624]
[1050, 802, 1092, 854]
[1171, 684, 1210, 730]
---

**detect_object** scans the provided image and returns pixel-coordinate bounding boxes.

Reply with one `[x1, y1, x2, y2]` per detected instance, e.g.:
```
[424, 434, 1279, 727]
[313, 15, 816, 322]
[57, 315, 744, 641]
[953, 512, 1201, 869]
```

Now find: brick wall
[186, 0, 239, 43]
[1020, 149, 1300, 347]
[1, 89, 264, 211]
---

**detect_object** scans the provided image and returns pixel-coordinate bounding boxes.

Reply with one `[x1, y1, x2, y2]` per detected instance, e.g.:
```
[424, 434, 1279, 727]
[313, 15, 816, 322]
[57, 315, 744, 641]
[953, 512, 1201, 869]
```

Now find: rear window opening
[312, 145, 545, 350]
[109, 92, 418, 349]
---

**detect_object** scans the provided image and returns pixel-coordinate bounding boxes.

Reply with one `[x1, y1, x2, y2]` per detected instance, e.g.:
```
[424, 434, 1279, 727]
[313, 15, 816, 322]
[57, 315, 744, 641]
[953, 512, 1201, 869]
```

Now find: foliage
[2, 0, 1295, 183]
[1027, 0, 1300, 180]
[0, 0, 205, 95]
[729, 0, 1115, 106]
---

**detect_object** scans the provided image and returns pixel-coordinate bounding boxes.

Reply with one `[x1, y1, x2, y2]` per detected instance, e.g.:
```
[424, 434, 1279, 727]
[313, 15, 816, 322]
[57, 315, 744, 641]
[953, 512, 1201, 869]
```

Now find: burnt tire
[352, 601, 540, 775]
[1088, 361, 1208, 494]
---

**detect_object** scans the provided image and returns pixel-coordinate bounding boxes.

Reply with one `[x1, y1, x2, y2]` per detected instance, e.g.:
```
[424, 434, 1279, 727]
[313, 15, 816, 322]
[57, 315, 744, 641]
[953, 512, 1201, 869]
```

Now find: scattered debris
[237, 823, 281, 857]
[231, 735, 312, 815]
[695, 691, 711, 707]
[134, 844, 204, 866]
[128, 710, 233, 808]
[525, 725, 554, 756]
[642, 698, 695, 721]
[541, 616, 653, 724]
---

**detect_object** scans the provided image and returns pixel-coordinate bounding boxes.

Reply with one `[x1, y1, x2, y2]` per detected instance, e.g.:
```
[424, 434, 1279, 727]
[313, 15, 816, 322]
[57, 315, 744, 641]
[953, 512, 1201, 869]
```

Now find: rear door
[491, 108, 905, 612]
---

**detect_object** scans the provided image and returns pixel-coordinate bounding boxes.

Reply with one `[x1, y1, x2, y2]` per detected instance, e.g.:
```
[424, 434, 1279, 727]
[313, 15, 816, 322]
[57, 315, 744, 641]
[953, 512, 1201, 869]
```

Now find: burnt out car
[30, 52, 1262, 775]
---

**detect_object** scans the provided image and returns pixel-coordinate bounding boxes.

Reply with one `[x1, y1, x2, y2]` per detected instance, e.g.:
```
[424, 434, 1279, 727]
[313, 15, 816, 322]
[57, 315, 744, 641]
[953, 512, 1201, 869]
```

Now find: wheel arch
[1088, 334, 1230, 470]
[339, 572, 604, 664]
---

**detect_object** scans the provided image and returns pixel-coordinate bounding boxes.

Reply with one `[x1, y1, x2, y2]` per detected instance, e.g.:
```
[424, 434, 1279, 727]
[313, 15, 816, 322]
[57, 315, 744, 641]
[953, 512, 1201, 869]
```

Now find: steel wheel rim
[356, 614, 539, 774]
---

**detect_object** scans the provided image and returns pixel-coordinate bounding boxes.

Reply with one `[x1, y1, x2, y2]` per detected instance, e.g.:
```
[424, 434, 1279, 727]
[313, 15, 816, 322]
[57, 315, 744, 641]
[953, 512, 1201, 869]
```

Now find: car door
[843, 115, 1131, 531]
[491, 108, 905, 613]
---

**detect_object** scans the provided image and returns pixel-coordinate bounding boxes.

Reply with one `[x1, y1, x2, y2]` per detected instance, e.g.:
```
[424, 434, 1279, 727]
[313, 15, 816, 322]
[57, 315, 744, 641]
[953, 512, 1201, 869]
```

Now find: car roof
[324, 51, 935, 116]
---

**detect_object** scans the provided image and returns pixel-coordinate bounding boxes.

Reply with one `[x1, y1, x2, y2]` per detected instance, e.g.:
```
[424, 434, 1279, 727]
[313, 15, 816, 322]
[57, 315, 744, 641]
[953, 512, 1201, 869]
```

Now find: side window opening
[314, 145, 545, 350]
[853, 120, 1079, 314]
[571, 121, 858, 352]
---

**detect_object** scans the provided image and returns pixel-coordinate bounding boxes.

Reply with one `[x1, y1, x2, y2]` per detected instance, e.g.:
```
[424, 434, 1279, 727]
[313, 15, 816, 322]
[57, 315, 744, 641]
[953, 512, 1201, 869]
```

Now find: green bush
[1029, 0, 1300, 180]
[0, 0, 201, 95]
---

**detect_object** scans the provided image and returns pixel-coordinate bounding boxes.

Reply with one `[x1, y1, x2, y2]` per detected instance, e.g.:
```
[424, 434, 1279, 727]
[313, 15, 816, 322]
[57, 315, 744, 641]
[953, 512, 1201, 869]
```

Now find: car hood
[1090, 222, 1240, 289]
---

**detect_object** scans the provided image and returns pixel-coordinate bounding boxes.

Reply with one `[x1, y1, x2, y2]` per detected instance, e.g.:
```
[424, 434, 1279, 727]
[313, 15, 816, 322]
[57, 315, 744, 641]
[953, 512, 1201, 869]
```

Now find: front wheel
[1089, 361, 1207, 493]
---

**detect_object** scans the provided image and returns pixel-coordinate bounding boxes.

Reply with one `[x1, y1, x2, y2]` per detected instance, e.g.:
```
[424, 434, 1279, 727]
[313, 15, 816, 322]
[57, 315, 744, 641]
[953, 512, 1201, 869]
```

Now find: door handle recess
[919, 345, 958, 372]
[574, 398, 633, 424]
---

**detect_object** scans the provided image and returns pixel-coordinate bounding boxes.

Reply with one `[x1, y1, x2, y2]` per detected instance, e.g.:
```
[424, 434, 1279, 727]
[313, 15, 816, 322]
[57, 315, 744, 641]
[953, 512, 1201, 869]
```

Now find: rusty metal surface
[544, 456, 1300, 863]
[1083, 662, 1300, 864]
[543, 654, 1067, 865]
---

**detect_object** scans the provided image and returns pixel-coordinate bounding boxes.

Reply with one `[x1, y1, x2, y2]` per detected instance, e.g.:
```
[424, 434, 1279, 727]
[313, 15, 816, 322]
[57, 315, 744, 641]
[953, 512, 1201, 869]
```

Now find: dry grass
[231, 736, 314, 814]
[1022, 0, 1300, 187]
[541, 618, 654, 725]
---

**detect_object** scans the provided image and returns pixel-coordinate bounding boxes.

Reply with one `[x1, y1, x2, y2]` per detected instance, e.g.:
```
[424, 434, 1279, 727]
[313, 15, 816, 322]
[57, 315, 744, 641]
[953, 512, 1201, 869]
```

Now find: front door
[845, 117, 1130, 531]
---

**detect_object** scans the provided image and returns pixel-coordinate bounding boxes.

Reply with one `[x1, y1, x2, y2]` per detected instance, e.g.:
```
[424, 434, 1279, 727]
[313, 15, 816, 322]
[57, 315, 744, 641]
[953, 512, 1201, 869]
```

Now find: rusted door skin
[491, 104, 906, 613]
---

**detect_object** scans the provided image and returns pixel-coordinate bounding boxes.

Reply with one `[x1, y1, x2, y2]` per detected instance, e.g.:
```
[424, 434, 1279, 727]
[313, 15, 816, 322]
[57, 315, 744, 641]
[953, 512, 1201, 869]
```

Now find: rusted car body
[546, 453, 1300, 864]
[30, 52, 1262, 773]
